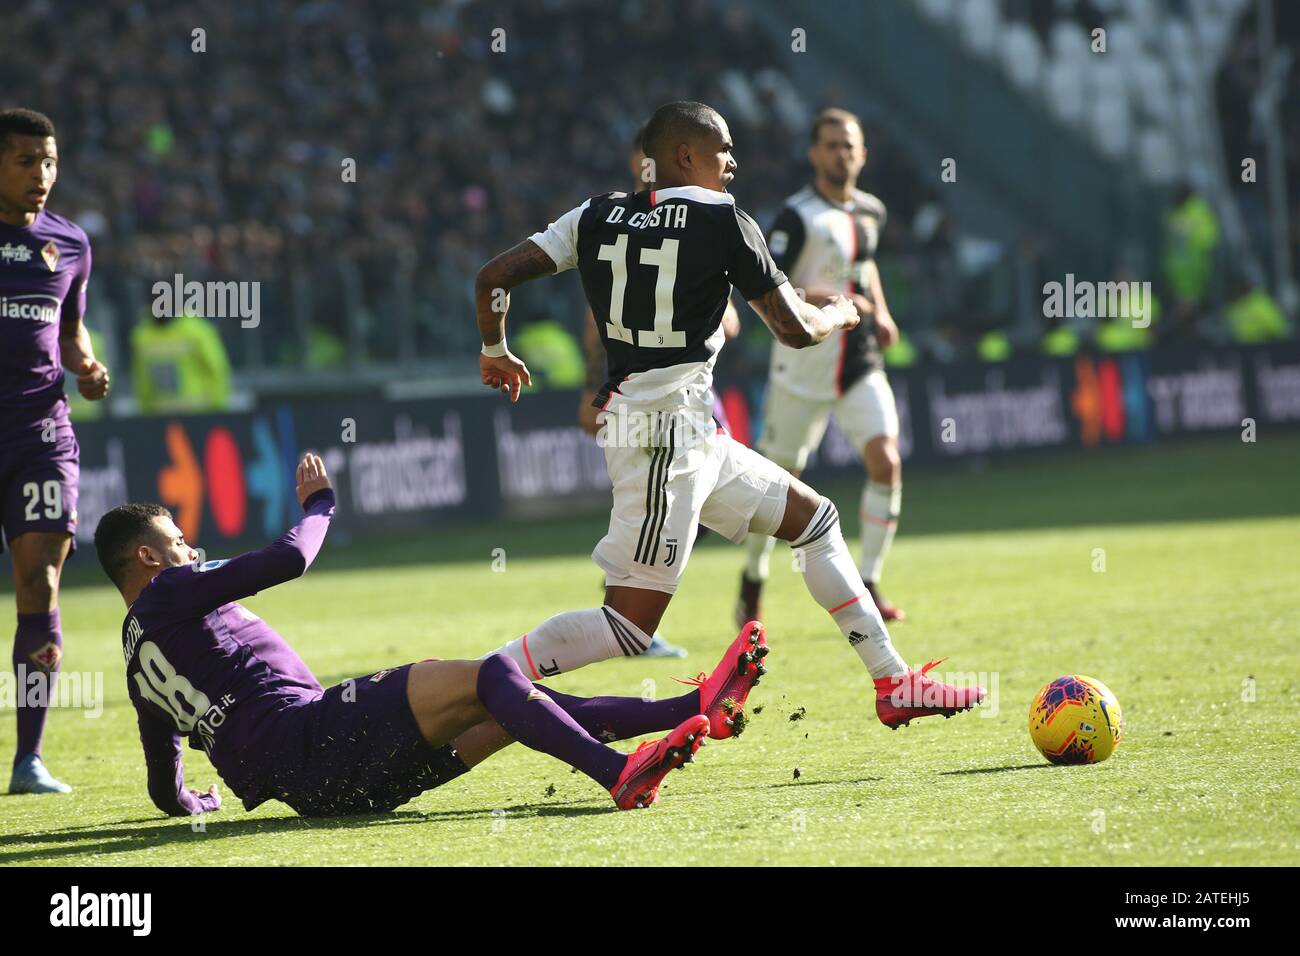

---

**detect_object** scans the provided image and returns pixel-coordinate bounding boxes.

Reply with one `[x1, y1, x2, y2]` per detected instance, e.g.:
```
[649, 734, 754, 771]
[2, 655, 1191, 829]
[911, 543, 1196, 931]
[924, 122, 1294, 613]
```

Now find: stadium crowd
[3, 0, 1293, 404]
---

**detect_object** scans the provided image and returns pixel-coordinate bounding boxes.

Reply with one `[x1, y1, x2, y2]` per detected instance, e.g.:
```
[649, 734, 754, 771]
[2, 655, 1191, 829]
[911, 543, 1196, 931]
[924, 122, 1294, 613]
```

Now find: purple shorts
[256, 663, 470, 817]
[0, 409, 79, 553]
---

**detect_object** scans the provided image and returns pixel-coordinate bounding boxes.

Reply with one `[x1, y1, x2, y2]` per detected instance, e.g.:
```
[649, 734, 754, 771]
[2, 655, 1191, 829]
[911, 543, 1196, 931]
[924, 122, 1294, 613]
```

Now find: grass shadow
[0, 811, 436, 865]
[0, 797, 627, 864]
[767, 776, 883, 789]
[938, 763, 1053, 776]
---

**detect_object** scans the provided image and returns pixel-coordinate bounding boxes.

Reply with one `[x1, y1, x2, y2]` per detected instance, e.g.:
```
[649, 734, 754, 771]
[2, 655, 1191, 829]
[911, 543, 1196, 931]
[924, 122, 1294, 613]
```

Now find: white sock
[487, 606, 650, 678]
[859, 481, 901, 584]
[744, 532, 777, 581]
[792, 498, 907, 679]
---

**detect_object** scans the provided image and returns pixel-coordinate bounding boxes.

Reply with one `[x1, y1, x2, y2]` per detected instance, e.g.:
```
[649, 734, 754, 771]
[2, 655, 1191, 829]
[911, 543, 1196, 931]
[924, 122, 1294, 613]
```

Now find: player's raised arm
[727, 204, 857, 349]
[155, 454, 337, 616]
[135, 704, 220, 817]
[747, 282, 859, 349]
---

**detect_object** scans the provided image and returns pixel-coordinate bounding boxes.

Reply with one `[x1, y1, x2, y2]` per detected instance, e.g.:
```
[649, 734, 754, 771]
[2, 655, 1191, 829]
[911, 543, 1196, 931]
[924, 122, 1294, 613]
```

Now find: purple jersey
[121, 489, 335, 814]
[0, 210, 91, 422]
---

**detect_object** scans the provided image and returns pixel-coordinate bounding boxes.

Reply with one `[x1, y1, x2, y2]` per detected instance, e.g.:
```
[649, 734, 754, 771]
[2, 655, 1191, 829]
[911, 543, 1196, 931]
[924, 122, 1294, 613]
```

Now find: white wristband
[481, 339, 508, 358]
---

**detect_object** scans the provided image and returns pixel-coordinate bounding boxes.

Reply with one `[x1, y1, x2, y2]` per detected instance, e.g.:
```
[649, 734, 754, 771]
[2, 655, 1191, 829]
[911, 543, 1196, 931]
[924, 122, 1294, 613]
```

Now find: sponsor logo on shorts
[369, 668, 394, 683]
[526, 688, 553, 704]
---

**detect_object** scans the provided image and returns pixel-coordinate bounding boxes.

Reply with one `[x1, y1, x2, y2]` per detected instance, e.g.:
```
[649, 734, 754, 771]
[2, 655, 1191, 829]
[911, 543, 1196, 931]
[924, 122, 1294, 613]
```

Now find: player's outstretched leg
[773, 484, 984, 727]
[590, 575, 687, 658]
[609, 714, 710, 810]
[529, 622, 770, 743]
[674, 620, 768, 739]
[537, 684, 705, 742]
[476, 654, 706, 809]
[485, 605, 654, 678]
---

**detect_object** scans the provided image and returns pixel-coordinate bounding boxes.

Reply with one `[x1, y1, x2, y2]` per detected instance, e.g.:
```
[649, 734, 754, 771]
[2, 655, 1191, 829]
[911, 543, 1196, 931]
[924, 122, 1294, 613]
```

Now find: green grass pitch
[2, 435, 1298, 866]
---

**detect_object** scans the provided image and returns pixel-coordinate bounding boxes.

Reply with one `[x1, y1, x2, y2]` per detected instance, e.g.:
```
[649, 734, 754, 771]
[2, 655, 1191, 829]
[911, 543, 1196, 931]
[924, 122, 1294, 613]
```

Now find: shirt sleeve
[155, 488, 336, 616]
[59, 231, 91, 327]
[727, 207, 788, 301]
[765, 206, 806, 276]
[528, 199, 591, 273]
[136, 701, 216, 816]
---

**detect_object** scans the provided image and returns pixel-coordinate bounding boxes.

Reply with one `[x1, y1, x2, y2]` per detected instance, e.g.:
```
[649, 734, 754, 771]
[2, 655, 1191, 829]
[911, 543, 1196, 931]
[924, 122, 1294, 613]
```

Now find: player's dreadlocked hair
[0, 108, 56, 152]
[95, 503, 173, 589]
[640, 101, 720, 166]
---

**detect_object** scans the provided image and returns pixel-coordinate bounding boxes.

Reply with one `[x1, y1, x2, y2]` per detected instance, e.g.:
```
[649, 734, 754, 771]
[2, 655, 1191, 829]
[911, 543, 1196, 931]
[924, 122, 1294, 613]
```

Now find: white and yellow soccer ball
[1028, 675, 1123, 765]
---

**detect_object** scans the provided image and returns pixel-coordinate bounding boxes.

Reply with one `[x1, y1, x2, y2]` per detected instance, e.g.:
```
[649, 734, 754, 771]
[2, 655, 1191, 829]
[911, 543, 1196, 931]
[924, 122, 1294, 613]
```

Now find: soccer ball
[1028, 675, 1123, 765]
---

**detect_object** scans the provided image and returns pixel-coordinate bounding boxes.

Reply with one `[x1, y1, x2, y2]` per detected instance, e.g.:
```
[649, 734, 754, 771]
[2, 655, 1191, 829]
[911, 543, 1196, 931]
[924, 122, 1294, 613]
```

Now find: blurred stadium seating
[3, 0, 1295, 409]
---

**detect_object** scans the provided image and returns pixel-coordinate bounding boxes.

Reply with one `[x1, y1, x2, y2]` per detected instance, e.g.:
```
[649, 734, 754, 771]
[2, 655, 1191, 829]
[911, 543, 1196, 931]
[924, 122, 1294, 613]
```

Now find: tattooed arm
[474, 239, 557, 348]
[473, 239, 556, 402]
[747, 281, 859, 349]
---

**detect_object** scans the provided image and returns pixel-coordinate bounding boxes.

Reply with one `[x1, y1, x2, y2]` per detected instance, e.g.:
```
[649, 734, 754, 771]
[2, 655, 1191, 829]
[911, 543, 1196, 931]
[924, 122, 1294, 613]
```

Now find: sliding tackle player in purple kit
[1, 109, 110, 795]
[94, 453, 771, 816]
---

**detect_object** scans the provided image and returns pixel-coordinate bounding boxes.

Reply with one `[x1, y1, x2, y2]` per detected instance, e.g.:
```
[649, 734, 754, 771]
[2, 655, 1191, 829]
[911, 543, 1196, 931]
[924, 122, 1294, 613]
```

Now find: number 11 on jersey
[597, 235, 685, 348]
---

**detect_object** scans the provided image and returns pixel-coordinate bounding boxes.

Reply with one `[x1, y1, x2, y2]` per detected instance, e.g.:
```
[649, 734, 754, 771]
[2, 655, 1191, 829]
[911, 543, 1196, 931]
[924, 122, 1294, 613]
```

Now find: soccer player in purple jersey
[94, 453, 769, 816]
[0, 109, 110, 795]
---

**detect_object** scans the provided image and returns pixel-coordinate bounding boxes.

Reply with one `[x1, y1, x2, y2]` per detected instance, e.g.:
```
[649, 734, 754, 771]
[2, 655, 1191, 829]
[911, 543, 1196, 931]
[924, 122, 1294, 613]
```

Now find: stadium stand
[3, 0, 1293, 404]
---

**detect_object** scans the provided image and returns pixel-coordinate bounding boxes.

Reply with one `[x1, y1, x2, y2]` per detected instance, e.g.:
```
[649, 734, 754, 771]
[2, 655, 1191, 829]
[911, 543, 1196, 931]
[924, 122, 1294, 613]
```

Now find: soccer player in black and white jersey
[738, 108, 907, 627]
[576, 122, 743, 660]
[475, 102, 982, 731]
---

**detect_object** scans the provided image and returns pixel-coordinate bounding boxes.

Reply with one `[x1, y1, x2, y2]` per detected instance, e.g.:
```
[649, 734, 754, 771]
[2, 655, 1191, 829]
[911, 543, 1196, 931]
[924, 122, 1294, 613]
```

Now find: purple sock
[13, 609, 63, 766]
[538, 685, 701, 742]
[477, 654, 626, 790]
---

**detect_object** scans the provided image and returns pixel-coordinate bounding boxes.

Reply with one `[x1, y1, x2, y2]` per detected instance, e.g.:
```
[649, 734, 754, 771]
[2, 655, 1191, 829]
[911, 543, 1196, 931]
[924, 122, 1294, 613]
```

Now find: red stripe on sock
[520, 634, 541, 680]
[828, 593, 865, 615]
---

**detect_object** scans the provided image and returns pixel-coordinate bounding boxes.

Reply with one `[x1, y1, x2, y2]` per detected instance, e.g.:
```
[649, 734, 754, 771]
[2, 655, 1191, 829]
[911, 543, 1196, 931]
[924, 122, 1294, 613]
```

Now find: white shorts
[593, 402, 791, 594]
[759, 370, 898, 472]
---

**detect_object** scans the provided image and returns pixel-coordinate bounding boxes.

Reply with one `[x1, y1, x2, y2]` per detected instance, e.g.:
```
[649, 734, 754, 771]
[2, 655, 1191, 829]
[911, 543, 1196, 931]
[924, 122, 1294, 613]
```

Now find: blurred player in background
[577, 124, 742, 659]
[96, 454, 769, 815]
[0, 108, 110, 795]
[477, 101, 981, 732]
[738, 108, 906, 627]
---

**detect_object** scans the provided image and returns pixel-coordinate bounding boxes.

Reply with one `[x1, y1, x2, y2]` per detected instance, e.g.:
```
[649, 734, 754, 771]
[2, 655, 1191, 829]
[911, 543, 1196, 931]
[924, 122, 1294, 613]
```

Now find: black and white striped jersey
[766, 185, 887, 400]
[529, 185, 786, 406]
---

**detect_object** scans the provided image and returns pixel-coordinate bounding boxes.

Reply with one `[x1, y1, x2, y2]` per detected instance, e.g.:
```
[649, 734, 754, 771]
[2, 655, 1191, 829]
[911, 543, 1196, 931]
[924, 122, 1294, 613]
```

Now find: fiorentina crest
[40, 240, 60, 272]
[29, 641, 62, 670]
